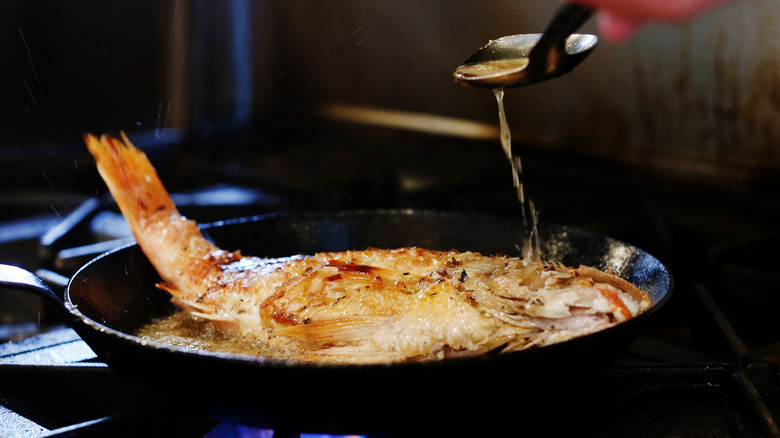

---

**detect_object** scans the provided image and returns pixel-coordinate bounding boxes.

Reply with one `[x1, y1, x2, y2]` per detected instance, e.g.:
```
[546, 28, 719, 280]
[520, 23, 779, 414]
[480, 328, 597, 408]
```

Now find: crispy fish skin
[85, 133, 650, 364]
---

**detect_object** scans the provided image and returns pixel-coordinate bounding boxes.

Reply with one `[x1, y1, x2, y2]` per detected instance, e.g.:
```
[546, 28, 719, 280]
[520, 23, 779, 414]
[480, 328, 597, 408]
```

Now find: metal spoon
[453, 3, 597, 89]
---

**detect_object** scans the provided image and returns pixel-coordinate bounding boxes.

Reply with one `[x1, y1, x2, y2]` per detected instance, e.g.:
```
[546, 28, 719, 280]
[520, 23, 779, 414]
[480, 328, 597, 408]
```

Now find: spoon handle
[529, 3, 593, 68]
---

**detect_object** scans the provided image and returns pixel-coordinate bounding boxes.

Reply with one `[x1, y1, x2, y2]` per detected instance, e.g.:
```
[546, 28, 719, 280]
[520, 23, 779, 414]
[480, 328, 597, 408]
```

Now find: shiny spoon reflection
[453, 3, 597, 89]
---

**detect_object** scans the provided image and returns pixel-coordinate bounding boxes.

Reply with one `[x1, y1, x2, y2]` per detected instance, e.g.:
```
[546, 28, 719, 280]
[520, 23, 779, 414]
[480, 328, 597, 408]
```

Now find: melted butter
[138, 311, 302, 360]
[454, 58, 530, 79]
[493, 89, 540, 263]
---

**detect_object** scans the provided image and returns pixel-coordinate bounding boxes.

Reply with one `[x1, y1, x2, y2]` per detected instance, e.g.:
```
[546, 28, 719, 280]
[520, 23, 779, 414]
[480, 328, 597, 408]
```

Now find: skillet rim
[64, 208, 674, 371]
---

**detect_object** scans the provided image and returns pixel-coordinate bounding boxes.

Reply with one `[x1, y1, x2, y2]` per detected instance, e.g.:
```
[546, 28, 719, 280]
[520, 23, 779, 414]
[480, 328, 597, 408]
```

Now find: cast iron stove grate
[2, 133, 780, 437]
[1, 283, 778, 437]
[1, 201, 780, 437]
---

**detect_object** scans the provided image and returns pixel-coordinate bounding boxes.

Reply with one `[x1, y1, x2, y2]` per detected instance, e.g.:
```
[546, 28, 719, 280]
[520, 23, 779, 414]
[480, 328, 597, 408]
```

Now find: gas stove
[1, 128, 779, 437]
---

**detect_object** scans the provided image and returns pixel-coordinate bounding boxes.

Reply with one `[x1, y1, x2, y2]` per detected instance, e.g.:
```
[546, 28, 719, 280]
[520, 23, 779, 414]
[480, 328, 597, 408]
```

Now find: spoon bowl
[454, 4, 596, 89]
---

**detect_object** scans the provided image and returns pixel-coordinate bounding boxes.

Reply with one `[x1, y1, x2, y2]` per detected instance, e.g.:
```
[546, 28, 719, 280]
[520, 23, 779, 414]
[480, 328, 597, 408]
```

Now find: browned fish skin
[86, 133, 651, 364]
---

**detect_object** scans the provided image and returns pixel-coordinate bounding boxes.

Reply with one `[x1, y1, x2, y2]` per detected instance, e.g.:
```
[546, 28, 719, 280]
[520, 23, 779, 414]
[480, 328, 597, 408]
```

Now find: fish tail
[84, 133, 221, 300]
[84, 132, 176, 231]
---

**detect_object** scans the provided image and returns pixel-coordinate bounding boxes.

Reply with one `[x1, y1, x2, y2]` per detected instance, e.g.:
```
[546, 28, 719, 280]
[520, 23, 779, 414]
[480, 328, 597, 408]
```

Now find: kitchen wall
[0, 1, 173, 145]
[251, 0, 780, 183]
[1, 0, 777, 186]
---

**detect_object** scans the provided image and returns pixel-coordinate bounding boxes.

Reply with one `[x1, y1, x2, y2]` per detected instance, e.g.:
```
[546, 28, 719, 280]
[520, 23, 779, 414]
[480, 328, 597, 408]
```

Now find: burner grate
[1, 285, 778, 438]
[2, 133, 780, 437]
[0, 326, 218, 437]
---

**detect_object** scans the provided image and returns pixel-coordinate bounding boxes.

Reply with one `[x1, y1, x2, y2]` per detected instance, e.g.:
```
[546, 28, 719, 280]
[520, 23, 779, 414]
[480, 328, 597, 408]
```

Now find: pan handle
[0, 264, 63, 304]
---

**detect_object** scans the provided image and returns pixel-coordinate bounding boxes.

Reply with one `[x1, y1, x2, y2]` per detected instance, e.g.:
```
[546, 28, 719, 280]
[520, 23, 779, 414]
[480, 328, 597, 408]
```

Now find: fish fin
[274, 316, 383, 346]
[158, 282, 219, 316]
[296, 345, 393, 364]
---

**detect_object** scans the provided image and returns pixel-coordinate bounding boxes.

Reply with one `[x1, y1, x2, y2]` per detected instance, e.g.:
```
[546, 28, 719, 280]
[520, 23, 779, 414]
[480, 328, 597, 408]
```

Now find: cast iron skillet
[1, 210, 672, 434]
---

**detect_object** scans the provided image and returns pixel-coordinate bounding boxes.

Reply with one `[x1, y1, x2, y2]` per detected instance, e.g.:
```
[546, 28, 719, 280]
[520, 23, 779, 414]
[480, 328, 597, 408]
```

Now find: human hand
[574, 0, 734, 42]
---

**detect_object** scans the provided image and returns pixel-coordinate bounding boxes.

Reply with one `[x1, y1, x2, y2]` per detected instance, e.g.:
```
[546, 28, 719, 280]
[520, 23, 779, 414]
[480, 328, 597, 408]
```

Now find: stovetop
[1, 128, 780, 437]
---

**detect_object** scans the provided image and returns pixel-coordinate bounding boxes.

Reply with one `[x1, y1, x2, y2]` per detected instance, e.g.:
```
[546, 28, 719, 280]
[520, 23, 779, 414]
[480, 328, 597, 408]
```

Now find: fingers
[577, 0, 731, 21]
[573, 0, 733, 42]
[595, 10, 641, 43]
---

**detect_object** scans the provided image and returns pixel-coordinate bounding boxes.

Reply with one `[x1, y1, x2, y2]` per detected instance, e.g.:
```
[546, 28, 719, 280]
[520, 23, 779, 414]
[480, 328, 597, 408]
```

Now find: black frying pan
[1, 210, 672, 435]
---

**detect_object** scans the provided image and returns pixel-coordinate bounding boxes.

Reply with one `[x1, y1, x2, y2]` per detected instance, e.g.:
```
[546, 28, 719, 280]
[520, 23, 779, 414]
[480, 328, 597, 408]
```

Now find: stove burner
[2, 132, 780, 437]
[1, 282, 778, 438]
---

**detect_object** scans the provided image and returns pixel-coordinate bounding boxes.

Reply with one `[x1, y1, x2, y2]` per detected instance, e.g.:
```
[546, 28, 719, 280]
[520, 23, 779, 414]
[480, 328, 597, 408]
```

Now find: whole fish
[85, 133, 650, 364]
